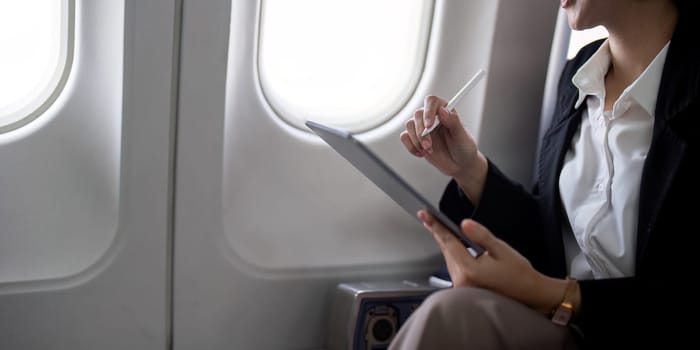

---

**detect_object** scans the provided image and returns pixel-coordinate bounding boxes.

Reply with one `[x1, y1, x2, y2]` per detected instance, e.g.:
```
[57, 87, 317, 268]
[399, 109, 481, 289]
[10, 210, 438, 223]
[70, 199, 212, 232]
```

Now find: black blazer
[439, 8, 698, 348]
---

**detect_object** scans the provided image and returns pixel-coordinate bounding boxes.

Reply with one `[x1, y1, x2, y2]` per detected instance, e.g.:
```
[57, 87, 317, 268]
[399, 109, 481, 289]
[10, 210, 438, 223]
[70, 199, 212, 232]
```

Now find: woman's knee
[390, 287, 507, 349]
[409, 286, 505, 334]
[420, 286, 500, 315]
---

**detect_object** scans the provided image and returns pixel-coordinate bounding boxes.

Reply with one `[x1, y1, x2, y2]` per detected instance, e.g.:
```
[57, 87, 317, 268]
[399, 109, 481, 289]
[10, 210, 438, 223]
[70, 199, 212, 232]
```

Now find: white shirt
[559, 40, 669, 279]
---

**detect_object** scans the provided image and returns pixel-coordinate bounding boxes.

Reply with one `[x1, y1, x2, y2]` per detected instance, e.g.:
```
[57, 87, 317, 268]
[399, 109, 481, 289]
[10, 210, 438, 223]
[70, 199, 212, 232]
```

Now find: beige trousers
[388, 287, 580, 350]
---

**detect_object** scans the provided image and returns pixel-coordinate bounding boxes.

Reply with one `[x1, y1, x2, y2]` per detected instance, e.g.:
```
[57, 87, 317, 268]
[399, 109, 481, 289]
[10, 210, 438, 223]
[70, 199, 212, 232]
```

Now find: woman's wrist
[532, 276, 581, 317]
[454, 151, 488, 205]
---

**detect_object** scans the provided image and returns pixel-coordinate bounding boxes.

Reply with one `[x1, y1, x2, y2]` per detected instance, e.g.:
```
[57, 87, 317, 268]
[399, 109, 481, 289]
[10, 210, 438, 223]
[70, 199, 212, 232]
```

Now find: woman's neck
[602, 2, 677, 110]
[606, 2, 678, 87]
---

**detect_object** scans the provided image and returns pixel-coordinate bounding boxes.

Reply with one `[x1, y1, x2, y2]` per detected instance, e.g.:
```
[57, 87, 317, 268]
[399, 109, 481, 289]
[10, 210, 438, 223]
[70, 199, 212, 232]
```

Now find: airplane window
[0, 0, 72, 133]
[567, 25, 608, 59]
[258, 0, 434, 132]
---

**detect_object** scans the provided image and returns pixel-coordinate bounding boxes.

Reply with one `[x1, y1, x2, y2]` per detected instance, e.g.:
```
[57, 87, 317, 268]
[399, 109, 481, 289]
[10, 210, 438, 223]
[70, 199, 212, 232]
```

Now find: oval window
[258, 0, 434, 132]
[568, 25, 608, 59]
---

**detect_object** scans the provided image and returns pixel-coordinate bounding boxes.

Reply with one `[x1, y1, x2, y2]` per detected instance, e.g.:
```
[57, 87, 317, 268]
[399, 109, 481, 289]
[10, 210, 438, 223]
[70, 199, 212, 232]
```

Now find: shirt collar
[571, 40, 670, 118]
[572, 40, 611, 109]
[628, 42, 669, 118]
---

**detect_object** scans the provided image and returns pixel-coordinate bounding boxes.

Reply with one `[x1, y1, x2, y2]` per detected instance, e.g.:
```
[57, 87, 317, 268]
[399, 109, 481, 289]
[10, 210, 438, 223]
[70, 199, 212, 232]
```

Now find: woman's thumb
[460, 219, 499, 254]
[437, 107, 468, 141]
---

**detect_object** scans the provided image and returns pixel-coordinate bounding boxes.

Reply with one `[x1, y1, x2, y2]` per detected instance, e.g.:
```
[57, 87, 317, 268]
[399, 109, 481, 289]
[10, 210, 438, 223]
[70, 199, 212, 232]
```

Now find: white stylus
[421, 69, 486, 137]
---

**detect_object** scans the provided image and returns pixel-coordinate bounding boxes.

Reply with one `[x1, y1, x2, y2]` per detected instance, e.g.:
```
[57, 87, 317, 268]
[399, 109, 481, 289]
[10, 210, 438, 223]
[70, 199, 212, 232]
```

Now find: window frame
[0, 0, 75, 134]
[255, 0, 435, 134]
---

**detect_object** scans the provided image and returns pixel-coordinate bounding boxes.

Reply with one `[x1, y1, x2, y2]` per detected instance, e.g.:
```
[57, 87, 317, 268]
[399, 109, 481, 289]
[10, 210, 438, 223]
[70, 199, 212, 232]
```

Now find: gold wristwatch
[551, 277, 576, 326]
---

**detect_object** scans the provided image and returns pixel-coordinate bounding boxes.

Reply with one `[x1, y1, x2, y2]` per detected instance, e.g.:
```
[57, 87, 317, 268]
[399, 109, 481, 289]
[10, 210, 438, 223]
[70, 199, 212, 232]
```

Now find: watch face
[551, 305, 573, 326]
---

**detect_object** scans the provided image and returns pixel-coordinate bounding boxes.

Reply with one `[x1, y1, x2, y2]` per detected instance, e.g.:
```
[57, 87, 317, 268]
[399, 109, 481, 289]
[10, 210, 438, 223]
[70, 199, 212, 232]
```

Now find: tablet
[305, 120, 485, 257]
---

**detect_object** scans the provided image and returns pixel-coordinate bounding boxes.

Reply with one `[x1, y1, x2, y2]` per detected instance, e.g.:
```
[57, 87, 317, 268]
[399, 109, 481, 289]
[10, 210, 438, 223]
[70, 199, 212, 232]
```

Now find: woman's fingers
[461, 219, 504, 258]
[402, 116, 423, 155]
[418, 210, 475, 264]
[400, 130, 421, 157]
[418, 210, 478, 287]
[422, 95, 445, 130]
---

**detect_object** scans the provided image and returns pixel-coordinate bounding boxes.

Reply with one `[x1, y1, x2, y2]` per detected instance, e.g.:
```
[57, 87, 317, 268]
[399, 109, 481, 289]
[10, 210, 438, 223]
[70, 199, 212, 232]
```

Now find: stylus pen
[421, 69, 486, 137]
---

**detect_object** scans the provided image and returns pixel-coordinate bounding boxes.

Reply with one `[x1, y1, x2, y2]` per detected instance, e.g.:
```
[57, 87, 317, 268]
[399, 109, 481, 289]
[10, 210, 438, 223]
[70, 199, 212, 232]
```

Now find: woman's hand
[400, 96, 488, 204]
[418, 210, 572, 315]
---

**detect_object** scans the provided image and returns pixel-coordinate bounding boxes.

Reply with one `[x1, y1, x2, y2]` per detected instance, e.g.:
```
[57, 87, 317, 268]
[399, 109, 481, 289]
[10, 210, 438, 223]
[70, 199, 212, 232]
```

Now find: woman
[391, 0, 697, 348]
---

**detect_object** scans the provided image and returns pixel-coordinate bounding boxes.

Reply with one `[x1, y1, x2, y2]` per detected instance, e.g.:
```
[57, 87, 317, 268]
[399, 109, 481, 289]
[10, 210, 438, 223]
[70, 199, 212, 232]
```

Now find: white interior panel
[0, 0, 122, 284]
[0, 1, 177, 348]
[221, 0, 498, 273]
[478, 0, 560, 184]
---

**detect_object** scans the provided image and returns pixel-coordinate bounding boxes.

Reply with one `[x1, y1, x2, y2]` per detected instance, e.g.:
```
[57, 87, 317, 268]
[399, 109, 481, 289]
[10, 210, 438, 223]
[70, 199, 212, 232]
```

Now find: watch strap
[551, 277, 577, 326]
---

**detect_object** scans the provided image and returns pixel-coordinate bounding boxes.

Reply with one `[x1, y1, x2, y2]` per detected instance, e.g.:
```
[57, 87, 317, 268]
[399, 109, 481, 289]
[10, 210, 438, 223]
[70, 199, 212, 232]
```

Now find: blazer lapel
[538, 89, 583, 277]
[635, 16, 698, 266]
[635, 117, 686, 267]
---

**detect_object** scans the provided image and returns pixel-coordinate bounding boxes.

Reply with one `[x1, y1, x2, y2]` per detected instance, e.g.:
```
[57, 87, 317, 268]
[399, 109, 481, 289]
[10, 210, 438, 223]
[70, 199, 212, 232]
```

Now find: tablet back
[305, 120, 484, 257]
